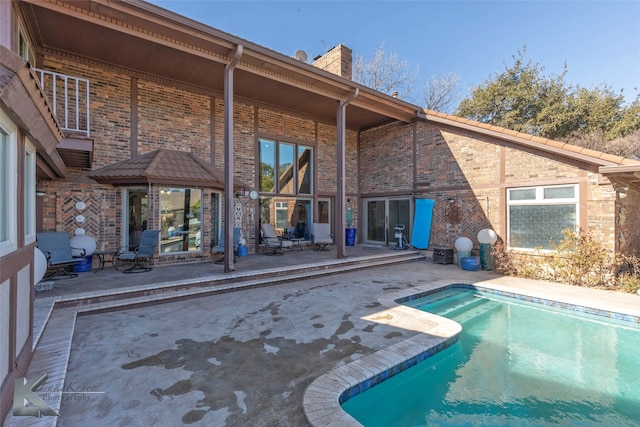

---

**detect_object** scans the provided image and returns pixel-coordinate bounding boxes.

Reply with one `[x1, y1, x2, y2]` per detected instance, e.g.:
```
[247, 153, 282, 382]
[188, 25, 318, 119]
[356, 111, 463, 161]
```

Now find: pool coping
[302, 277, 640, 426]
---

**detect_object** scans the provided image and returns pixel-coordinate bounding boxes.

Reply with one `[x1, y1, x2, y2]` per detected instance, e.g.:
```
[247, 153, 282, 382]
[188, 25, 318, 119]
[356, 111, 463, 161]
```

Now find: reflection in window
[126, 188, 148, 250]
[279, 143, 294, 193]
[160, 188, 202, 254]
[259, 138, 313, 195]
[260, 197, 313, 241]
[507, 185, 578, 250]
[298, 146, 312, 194]
[260, 140, 275, 192]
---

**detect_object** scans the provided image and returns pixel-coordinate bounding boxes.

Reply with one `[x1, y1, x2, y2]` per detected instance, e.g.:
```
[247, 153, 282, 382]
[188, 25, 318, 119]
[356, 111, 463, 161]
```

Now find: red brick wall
[37, 54, 359, 258]
[360, 121, 413, 194]
[37, 54, 622, 260]
[411, 121, 616, 253]
[617, 187, 640, 256]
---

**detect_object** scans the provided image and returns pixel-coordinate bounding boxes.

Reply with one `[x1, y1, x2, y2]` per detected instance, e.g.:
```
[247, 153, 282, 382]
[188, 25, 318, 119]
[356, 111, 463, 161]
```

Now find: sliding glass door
[364, 198, 411, 245]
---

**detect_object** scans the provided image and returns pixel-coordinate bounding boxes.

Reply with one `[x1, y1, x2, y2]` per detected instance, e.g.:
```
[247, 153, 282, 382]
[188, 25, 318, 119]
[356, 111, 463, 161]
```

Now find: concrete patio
[4, 246, 640, 426]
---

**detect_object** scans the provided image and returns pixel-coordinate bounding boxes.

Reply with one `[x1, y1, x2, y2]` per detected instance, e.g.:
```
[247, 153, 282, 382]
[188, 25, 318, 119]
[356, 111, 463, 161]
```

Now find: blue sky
[147, 1, 640, 107]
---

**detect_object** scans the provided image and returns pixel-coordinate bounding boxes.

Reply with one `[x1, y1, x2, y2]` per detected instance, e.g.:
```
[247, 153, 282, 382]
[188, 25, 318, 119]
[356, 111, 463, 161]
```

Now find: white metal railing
[34, 68, 90, 137]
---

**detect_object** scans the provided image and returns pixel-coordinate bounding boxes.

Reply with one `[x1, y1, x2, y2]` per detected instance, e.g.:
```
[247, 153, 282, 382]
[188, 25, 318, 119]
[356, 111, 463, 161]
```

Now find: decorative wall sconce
[36, 190, 46, 197]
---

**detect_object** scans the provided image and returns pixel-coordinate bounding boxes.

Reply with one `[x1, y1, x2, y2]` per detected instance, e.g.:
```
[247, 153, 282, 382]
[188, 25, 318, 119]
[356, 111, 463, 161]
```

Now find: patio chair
[312, 223, 333, 251]
[261, 223, 293, 255]
[37, 232, 85, 279]
[115, 229, 160, 273]
[210, 227, 241, 264]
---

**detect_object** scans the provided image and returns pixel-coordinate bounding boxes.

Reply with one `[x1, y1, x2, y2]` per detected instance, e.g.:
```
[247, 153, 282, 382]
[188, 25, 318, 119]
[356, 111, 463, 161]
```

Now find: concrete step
[66, 250, 426, 313]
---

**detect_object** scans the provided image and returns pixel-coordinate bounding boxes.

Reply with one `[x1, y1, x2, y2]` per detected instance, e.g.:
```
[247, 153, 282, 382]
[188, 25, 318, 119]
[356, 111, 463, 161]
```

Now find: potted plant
[345, 207, 356, 246]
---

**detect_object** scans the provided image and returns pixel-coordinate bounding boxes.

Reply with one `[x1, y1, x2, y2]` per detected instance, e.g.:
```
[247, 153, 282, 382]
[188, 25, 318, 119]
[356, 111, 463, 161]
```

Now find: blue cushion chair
[37, 232, 85, 279]
[115, 229, 160, 273]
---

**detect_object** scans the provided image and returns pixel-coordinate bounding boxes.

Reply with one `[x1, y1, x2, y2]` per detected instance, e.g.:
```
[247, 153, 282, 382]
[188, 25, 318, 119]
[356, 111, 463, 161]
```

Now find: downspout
[224, 45, 243, 273]
[336, 88, 359, 259]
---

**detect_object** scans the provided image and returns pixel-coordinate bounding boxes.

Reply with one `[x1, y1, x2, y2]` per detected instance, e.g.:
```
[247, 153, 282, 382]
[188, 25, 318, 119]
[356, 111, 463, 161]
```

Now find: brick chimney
[312, 44, 352, 80]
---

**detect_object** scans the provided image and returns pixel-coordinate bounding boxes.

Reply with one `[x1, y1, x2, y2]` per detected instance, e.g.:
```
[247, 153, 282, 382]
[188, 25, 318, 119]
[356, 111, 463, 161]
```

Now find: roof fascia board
[425, 113, 622, 168]
[599, 164, 640, 174]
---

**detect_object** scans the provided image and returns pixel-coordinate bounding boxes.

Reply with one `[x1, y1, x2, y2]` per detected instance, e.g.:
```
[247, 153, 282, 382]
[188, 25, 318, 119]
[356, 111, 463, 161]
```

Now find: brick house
[2, 0, 639, 421]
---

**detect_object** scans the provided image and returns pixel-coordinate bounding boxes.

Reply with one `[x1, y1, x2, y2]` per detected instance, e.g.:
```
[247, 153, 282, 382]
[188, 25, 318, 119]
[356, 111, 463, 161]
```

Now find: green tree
[455, 48, 640, 144]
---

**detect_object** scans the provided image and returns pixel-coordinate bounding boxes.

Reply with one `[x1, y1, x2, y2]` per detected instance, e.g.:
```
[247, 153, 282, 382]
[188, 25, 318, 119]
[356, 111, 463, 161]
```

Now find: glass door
[365, 198, 412, 245]
[316, 197, 332, 241]
[124, 188, 148, 250]
[388, 199, 411, 245]
[366, 199, 387, 243]
[317, 198, 331, 224]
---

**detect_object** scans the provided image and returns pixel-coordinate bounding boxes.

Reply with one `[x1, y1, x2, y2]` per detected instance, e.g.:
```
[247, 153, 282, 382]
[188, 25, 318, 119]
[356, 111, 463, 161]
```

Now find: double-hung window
[507, 184, 579, 250]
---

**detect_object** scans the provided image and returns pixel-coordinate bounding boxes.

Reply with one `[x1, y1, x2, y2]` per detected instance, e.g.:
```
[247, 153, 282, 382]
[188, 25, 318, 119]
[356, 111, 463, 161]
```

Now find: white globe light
[34, 247, 48, 284]
[70, 234, 97, 256]
[477, 229, 498, 244]
[454, 236, 473, 252]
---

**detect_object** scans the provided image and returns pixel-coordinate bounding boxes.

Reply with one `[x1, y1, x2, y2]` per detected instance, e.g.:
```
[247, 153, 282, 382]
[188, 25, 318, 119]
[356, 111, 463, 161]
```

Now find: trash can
[479, 243, 494, 271]
[237, 245, 248, 257]
[345, 228, 356, 246]
[72, 255, 93, 272]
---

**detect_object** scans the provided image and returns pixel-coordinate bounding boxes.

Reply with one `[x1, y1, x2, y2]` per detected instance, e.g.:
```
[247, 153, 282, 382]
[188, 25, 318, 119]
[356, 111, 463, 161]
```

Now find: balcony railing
[34, 68, 90, 137]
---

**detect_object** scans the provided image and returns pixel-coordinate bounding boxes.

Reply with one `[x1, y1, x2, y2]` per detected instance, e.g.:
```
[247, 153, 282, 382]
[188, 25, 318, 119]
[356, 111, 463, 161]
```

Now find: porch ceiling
[19, 0, 419, 131]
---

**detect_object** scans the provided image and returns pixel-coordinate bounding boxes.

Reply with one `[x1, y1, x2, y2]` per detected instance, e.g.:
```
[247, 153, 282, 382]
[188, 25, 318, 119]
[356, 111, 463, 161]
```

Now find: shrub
[493, 229, 640, 293]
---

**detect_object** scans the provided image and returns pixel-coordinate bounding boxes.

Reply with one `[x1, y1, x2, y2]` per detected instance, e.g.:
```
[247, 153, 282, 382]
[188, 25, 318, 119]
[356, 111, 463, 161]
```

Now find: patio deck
[5, 246, 639, 426]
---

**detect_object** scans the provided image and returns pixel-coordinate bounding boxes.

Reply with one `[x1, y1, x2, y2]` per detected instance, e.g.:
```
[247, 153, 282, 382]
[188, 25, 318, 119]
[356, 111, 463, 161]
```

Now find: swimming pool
[341, 286, 640, 426]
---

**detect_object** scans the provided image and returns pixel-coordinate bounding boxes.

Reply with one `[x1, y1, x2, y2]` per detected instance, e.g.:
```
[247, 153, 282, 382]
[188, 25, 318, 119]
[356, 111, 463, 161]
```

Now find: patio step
[58, 250, 426, 313]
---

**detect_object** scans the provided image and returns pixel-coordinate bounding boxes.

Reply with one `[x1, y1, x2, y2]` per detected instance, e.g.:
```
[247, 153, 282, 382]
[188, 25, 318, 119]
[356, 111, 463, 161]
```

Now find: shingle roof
[87, 149, 247, 189]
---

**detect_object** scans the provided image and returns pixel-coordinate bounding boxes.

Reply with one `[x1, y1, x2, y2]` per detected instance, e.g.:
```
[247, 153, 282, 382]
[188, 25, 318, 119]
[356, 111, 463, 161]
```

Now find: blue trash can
[345, 228, 356, 246]
[237, 245, 248, 257]
[72, 255, 93, 272]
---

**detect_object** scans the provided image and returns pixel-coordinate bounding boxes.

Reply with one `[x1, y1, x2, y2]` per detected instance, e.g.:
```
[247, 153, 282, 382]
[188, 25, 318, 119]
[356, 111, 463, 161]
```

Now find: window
[18, 24, 34, 64]
[0, 110, 17, 256]
[24, 139, 36, 244]
[260, 197, 312, 240]
[159, 188, 202, 254]
[259, 138, 313, 195]
[507, 184, 578, 250]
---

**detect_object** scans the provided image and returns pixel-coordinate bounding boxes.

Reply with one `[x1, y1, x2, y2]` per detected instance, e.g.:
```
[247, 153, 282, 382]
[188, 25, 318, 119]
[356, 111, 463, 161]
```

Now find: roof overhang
[0, 44, 67, 179]
[599, 164, 640, 191]
[424, 110, 640, 171]
[18, 0, 422, 131]
[87, 149, 247, 190]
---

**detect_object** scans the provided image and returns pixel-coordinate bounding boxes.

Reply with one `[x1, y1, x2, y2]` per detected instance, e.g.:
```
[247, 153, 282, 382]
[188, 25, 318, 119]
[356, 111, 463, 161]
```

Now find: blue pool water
[342, 287, 640, 426]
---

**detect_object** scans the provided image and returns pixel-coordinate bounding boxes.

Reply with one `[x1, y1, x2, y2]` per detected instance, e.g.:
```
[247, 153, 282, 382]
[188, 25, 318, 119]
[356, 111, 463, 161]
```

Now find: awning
[87, 149, 248, 190]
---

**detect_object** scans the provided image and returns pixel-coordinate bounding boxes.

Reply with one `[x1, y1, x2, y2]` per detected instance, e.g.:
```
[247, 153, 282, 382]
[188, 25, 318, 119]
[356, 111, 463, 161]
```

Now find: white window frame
[0, 109, 18, 256]
[24, 139, 36, 244]
[506, 184, 579, 251]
